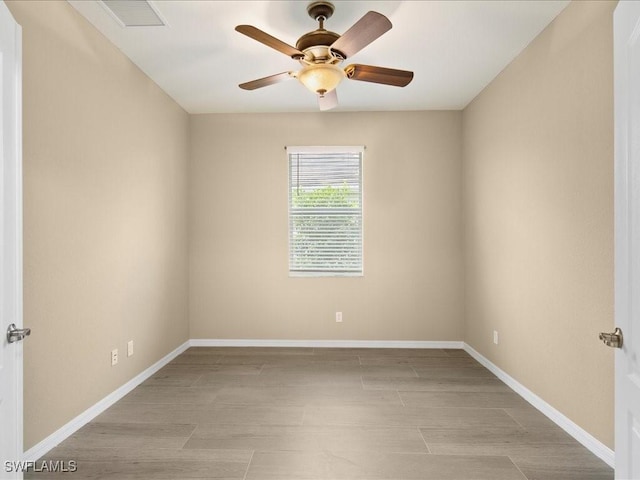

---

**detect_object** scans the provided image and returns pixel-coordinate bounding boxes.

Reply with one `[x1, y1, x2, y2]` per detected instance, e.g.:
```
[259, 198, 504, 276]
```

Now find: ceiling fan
[235, 1, 414, 111]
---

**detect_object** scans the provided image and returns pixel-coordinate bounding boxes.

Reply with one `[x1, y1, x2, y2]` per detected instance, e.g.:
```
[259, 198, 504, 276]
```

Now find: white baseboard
[463, 342, 615, 468]
[190, 339, 464, 349]
[22, 340, 190, 462]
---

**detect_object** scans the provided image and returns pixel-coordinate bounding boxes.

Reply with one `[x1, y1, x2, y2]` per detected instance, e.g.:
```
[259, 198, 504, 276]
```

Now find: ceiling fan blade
[345, 64, 413, 87]
[239, 72, 293, 90]
[318, 89, 338, 111]
[235, 25, 304, 59]
[330, 11, 392, 59]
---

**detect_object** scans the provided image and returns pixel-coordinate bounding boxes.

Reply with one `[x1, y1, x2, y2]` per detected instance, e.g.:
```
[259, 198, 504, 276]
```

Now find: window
[287, 146, 364, 276]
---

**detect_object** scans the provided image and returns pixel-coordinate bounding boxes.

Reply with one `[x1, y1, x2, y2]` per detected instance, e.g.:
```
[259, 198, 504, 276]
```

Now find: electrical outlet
[336, 311, 343, 323]
[111, 348, 118, 366]
[127, 340, 134, 357]
[493, 330, 499, 345]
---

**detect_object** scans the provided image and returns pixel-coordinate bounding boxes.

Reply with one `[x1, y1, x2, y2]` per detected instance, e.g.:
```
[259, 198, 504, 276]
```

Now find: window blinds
[287, 147, 363, 276]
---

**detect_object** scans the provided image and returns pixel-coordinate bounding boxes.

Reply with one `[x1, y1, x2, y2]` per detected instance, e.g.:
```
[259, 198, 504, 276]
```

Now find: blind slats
[288, 149, 363, 276]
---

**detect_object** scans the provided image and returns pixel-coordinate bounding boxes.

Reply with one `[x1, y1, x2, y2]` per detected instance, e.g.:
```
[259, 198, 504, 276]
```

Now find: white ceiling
[68, 0, 569, 114]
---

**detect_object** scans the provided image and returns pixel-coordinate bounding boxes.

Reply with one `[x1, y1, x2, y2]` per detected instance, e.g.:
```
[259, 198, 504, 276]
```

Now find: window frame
[286, 145, 364, 278]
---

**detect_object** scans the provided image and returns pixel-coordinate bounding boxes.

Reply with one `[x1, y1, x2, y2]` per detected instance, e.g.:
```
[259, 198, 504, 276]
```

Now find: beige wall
[463, 0, 615, 448]
[189, 112, 463, 341]
[6, 1, 190, 449]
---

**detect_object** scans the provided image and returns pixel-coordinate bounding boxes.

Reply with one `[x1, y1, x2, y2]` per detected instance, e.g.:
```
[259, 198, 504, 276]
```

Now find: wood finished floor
[29, 347, 613, 479]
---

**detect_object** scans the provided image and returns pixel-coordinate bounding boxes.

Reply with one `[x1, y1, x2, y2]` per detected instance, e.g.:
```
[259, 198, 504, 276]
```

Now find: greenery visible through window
[288, 147, 363, 276]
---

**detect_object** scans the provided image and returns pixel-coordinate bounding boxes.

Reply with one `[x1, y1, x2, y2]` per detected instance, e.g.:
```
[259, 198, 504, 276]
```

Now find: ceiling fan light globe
[298, 63, 344, 96]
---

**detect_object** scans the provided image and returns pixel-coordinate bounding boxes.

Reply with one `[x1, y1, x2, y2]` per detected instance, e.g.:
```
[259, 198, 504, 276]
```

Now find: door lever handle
[6, 323, 31, 344]
[599, 327, 623, 348]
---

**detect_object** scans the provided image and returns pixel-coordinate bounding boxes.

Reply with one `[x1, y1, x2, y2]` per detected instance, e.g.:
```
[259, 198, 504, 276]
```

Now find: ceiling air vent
[99, 0, 166, 27]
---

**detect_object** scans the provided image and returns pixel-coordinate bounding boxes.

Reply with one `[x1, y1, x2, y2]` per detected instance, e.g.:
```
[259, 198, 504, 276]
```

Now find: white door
[615, 1, 640, 479]
[0, 1, 23, 479]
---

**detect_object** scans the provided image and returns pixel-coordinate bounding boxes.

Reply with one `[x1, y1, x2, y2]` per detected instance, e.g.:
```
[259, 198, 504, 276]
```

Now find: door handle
[599, 327, 623, 348]
[6, 323, 31, 343]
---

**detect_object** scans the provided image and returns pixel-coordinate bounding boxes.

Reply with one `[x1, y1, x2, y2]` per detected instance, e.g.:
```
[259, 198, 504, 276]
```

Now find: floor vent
[99, 0, 166, 27]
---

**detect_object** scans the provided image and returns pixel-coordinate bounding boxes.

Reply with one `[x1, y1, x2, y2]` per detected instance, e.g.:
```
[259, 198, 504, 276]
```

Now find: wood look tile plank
[194, 372, 363, 388]
[121, 385, 219, 404]
[186, 346, 316, 356]
[362, 376, 510, 392]
[412, 366, 496, 378]
[400, 391, 527, 408]
[259, 364, 417, 378]
[359, 356, 481, 367]
[419, 424, 576, 454]
[504, 407, 562, 429]
[184, 424, 428, 453]
[213, 386, 402, 407]
[157, 363, 264, 375]
[41, 446, 252, 463]
[216, 354, 360, 366]
[143, 371, 203, 387]
[25, 462, 246, 479]
[313, 348, 451, 358]
[302, 405, 519, 428]
[193, 405, 307, 425]
[60, 422, 196, 449]
[168, 353, 222, 365]
[94, 403, 208, 425]
[245, 451, 526, 480]
[510, 454, 613, 479]
[95, 402, 305, 426]
[430, 442, 597, 458]
[32, 447, 252, 480]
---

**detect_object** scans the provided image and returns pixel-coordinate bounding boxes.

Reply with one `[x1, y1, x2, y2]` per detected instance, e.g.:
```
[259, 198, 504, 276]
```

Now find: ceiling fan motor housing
[296, 31, 341, 61]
